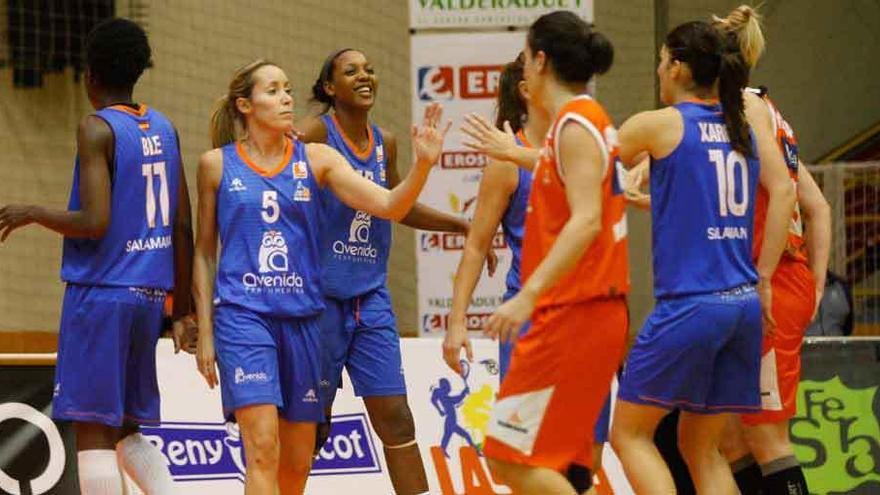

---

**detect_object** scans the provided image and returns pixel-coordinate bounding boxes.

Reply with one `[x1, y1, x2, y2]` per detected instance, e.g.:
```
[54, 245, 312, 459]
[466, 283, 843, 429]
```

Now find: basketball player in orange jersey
[452, 56, 616, 494]
[479, 12, 629, 494]
[713, 7, 831, 494]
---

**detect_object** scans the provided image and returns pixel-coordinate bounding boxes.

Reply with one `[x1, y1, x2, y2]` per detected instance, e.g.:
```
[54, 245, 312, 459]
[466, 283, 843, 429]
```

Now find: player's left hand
[413, 102, 452, 167]
[171, 314, 198, 355]
[0, 204, 35, 242]
[461, 113, 518, 163]
[485, 291, 535, 343]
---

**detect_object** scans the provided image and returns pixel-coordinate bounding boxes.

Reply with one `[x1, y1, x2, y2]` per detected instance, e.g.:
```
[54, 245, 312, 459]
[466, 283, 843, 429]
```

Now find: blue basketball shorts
[53, 284, 165, 427]
[618, 286, 762, 414]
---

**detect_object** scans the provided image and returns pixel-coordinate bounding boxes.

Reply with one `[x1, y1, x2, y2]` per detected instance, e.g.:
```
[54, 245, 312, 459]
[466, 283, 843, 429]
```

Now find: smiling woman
[294, 47, 471, 495]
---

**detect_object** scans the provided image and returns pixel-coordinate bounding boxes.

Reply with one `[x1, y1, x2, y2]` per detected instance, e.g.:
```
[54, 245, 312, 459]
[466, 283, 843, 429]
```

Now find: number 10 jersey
[650, 101, 759, 298]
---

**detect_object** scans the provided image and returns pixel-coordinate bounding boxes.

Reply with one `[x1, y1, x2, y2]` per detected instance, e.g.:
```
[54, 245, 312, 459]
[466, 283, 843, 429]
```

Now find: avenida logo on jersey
[333, 211, 379, 261]
[242, 230, 304, 294]
[141, 414, 381, 484]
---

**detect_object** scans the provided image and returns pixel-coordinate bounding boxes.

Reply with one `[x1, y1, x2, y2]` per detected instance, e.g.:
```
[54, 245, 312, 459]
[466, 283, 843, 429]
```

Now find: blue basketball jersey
[650, 102, 759, 298]
[318, 113, 391, 299]
[213, 139, 324, 317]
[61, 105, 181, 290]
[500, 134, 531, 301]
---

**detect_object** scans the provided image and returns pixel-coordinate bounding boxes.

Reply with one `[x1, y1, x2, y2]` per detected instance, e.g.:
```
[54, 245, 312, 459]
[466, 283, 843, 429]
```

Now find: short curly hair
[85, 18, 152, 90]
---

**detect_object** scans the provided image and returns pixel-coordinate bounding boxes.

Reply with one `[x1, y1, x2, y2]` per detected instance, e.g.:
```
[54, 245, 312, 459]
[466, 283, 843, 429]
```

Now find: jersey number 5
[142, 162, 170, 228]
[709, 149, 749, 217]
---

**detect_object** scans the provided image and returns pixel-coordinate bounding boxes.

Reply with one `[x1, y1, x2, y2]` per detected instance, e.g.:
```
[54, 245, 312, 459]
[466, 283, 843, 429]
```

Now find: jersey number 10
[142, 162, 170, 228]
[709, 149, 749, 217]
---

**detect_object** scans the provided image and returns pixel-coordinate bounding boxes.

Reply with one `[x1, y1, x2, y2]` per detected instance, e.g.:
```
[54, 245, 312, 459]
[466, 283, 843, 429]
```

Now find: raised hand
[461, 113, 518, 162]
[413, 102, 452, 166]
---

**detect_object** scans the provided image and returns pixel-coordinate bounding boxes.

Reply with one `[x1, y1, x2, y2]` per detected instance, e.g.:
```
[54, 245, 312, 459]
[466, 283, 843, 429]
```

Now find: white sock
[116, 433, 175, 494]
[78, 450, 123, 495]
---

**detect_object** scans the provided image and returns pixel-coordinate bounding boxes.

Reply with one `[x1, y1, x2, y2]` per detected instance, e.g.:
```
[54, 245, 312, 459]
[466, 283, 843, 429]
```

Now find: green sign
[791, 375, 880, 494]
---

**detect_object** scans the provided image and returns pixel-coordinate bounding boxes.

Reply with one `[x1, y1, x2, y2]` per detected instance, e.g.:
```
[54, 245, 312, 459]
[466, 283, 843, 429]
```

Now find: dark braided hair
[85, 18, 152, 90]
[666, 21, 753, 157]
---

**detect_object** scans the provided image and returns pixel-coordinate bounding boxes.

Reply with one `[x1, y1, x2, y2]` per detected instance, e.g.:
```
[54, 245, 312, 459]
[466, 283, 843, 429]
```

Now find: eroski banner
[411, 31, 524, 337]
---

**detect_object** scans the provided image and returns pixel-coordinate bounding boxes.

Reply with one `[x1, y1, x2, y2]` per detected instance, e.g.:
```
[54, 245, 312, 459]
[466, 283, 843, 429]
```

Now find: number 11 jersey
[62, 104, 181, 290]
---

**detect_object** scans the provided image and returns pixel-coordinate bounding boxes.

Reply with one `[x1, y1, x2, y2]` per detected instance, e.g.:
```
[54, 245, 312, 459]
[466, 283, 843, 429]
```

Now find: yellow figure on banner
[430, 359, 511, 495]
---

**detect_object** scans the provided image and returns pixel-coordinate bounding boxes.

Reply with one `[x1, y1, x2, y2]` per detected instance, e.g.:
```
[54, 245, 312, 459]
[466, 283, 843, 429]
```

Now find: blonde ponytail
[712, 5, 765, 68]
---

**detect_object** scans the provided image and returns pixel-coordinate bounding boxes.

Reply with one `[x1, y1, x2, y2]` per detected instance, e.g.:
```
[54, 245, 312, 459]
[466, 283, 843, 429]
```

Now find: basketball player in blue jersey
[608, 21, 796, 494]
[444, 55, 542, 382]
[0, 19, 193, 494]
[193, 59, 448, 495]
[295, 48, 481, 494]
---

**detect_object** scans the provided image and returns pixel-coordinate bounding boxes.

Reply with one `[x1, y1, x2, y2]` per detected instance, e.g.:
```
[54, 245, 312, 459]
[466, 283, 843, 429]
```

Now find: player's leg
[315, 297, 353, 454]
[349, 288, 428, 494]
[677, 411, 738, 494]
[276, 316, 325, 494]
[741, 269, 813, 495]
[117, 291, 175, 493]
[213, 305, 285, 493]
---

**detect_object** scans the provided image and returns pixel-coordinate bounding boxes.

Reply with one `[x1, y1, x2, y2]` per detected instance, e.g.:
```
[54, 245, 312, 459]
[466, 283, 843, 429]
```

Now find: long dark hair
[496, 54, 526, 133]
[527, 11, 613, 84]
[666, 21, 752, 157]
[310, 48, 355, 114]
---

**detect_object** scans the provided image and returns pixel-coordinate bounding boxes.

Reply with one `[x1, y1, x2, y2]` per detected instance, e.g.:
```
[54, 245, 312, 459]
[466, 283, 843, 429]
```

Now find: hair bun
[587, 30, 614, 75]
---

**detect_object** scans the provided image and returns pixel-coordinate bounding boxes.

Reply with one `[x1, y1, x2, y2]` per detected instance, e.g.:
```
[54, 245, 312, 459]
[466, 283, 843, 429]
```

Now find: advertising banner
[0, 365, 77, 495]
[411, 31, 523, 337]
[410, 0, 592, 30]
[6, 338, 876, 493]
[142, 339, 631, 494]
[792, 338, 880, 494]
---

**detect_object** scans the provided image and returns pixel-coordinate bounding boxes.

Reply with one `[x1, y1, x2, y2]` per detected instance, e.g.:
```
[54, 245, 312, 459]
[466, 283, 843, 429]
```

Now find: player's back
[521, 95, 629, 307]
[61, 104, 181, 290]
[650, 101, 759, 298]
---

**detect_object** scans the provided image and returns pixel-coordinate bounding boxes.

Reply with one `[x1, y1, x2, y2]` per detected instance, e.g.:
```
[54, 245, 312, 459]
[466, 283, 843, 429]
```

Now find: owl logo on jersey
[258, 230, 289, 273]
[349, 211, 372, 243]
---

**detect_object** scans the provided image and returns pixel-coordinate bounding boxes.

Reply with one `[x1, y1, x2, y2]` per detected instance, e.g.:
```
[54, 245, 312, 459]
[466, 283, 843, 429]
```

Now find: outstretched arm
[443, 159, 517, 374]
[0, 115, 112, 241]
[461, 114, 540, 171]
[314, 103, 450, 221]
[384, 129, 469, 234]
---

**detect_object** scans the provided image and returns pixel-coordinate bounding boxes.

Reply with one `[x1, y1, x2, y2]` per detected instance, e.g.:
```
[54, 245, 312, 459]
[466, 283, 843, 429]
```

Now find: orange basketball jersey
[751, 91, 808, 264]
[521, 95, 629, 309]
